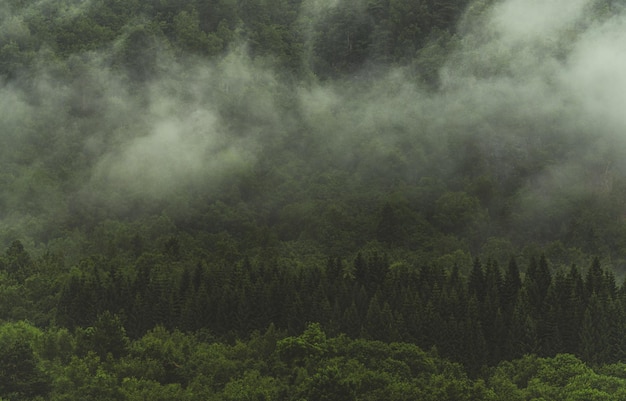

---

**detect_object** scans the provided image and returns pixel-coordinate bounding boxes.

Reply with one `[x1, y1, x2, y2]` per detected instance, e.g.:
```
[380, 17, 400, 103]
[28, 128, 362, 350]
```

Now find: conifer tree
[468, 258, 485, 302]
[580, 293, 611, 365]
[501, 257, 521, 313]
[585, 257, 604, 298]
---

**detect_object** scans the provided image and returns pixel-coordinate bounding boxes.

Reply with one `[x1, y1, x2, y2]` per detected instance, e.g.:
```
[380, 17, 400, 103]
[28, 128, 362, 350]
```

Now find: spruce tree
[468, 258, 485, 302]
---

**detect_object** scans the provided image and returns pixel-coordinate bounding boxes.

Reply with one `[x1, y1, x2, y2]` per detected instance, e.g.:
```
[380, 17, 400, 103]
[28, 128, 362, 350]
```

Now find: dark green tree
[585, 257, 604, 298]
[76, 311, 130, 359]
[3, 240, 34, 283]
[468, 257, 485, 302]
[0, 324, 51, 400]
[0, 341, 51, 400]
[579, 293, 611, 365]
[501, 257, 521, 313]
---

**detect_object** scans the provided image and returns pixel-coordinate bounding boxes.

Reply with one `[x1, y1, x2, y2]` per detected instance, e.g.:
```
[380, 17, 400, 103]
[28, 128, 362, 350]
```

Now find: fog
[0, 0, 625, 251]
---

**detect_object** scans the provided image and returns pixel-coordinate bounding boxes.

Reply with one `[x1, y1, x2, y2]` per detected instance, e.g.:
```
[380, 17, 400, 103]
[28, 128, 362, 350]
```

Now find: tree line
[5, 317, 626, 401]
[0, 237, 616, 373]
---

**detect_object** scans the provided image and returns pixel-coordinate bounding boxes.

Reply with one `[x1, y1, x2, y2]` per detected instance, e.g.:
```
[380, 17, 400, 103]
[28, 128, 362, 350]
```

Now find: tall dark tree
[3, 240, 34, 283]
[501, 257, 522, 313]
[524, 255, 552, 317]
[551, 267, 584, 355]
[579, 293, 611, 365]
[0, 340, 50, 399]
[468, 258, 485, 302]
[585, 257, 604, 298]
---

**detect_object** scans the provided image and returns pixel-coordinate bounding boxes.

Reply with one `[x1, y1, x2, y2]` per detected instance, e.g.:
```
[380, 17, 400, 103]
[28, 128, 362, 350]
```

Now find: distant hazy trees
[0, 0, 471, 81]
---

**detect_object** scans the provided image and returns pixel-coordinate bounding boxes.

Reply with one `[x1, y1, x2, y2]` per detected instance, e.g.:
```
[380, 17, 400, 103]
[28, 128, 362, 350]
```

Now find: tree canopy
[1, 0, 626, 398]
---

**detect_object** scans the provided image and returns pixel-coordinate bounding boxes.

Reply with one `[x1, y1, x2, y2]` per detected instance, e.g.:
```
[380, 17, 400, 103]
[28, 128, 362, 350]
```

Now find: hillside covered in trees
[2, 0, 626, 399]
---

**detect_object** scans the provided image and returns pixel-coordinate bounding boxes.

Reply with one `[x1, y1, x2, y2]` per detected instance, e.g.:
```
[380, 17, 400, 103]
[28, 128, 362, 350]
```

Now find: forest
[1, 0, 626, 399]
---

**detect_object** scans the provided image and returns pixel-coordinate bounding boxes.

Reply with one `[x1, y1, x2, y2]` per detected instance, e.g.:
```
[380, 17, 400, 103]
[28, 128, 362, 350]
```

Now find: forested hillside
[2, 0, 626, 399]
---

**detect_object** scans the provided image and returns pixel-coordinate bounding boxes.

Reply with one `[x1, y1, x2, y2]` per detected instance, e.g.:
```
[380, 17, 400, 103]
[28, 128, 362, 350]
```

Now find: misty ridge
[0, 0, 625, 269]
[9, 2, 626, 399]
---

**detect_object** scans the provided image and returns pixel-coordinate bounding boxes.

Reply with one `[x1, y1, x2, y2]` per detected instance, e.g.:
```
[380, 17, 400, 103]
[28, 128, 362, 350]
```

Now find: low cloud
[1, 0, 626, 248]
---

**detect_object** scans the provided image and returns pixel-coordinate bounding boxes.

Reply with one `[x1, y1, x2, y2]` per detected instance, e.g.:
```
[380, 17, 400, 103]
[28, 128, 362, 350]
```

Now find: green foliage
[488, 354, 626, 401]
[120, 378, 191, 401]
[75, 311, 130, 359]
[2, 233, 624, 379]
[222, 369, 283, 401]
[172, 9, 224, 56]
[0, 318, 624, 400]
[3, 1, 626, 399]
[0, 321, 50, 400]
[277, 322, 329, 368]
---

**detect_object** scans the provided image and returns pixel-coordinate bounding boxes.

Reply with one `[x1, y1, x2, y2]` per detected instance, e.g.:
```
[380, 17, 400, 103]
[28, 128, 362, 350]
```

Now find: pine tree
[481, 260, 504, 363]
[468, 258, 485, 302]
[462, 296, 487, 374]
[524, 255, 552, 318]
[501, 257, 521, 313]
[364, 294, 384, 340]
[541, 288, 562, 356]
[342, 301, 362, 338]
[536, 254, 552, 301]
[508, 288, 539, 358]
[585, 257, 604, 298]
[608, 297, 626, 363]
[579, 293, 611, 365]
